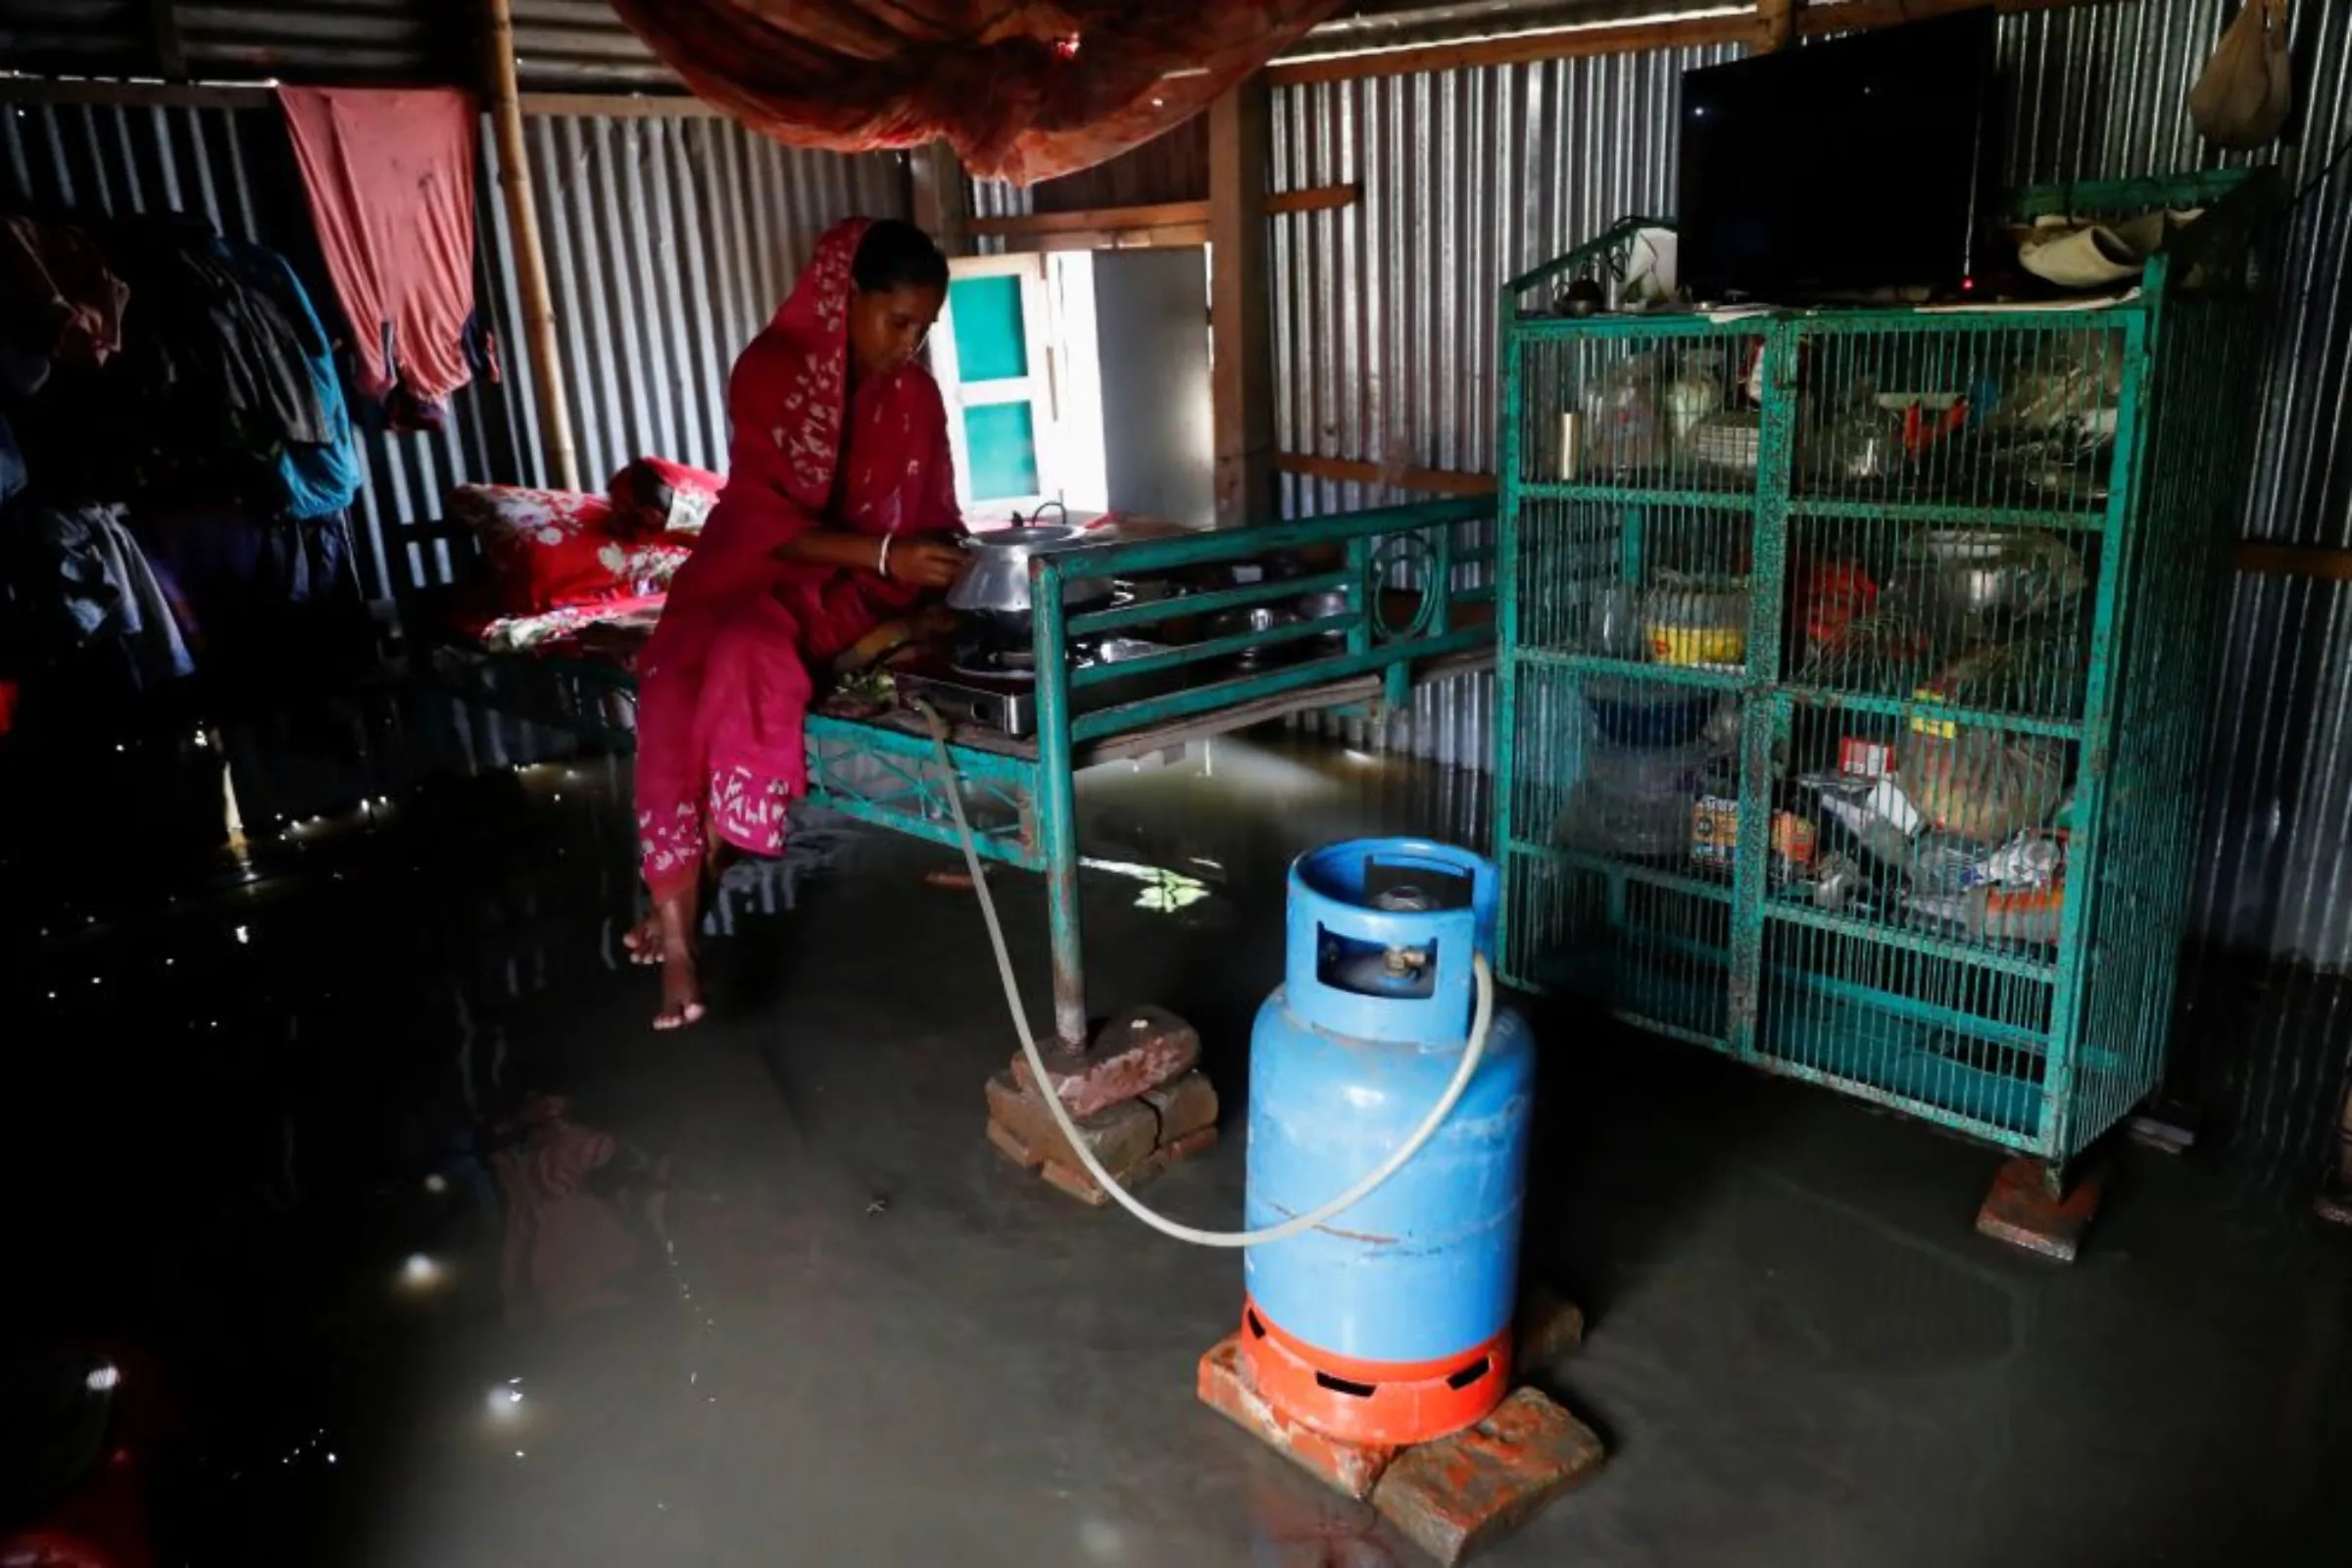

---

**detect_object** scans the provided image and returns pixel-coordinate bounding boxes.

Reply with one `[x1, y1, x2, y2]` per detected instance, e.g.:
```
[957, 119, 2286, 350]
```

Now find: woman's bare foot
[654, 948, 706, 1031]
[626, 849, 724, 967]
[651, 893, 706, 1031]
[622, 911, 664, 966]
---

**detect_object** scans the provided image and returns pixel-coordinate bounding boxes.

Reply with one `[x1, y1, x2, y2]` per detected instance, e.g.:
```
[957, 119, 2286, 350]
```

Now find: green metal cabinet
[1494, 171, 2275, 1164]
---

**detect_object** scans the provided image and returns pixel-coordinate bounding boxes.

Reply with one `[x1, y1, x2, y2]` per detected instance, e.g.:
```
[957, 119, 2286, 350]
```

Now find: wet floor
[5, 701, 2351, 1566]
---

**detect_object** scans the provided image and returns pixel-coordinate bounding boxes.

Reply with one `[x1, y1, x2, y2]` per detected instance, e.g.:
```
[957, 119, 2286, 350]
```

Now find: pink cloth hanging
[277, 86, 480, 406]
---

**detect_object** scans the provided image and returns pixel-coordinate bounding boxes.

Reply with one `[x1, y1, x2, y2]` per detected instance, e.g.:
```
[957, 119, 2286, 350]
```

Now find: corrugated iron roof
[0, 0, 681, 93]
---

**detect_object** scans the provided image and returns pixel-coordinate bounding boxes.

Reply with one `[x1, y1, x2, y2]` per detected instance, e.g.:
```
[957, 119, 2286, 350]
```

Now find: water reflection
[6, 707, 2350, 1563]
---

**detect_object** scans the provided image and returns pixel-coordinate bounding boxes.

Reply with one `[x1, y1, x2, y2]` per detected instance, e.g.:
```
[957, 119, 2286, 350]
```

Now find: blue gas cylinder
[1240, 838, 1536, 1445]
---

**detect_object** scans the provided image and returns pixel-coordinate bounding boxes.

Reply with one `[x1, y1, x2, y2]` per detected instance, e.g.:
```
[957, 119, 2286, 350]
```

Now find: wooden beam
[0, 78, 271, 109]
[1209, 74, 1275, 528]
[1275, 452, 1497, 497]
[148, 0, 188, 79]
[964, 185, 1357, 245]
[908, 139, 971, 258]
[2230, 543, 2352, 580]
[1756, 0, 1801, 52]
[1269, 13, 1753, 87]
[486, 0, 581, 492]
[516, 90, 719, 119]
[970, 201, 1209, 238]
[1268, 182, 1360, 215]
[1270, 0, 2119, 86]
[1797, 0, 2100, 36]
[1027, 222, 1210, 252]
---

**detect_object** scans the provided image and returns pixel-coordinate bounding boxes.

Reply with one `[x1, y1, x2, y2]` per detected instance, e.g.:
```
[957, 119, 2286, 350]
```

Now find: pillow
[610, 457, 724, 539]
[449, 484, 693, 617]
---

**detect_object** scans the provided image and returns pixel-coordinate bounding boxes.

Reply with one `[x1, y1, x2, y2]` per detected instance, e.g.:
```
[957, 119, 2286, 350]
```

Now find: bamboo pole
[485, 0, 580, 492]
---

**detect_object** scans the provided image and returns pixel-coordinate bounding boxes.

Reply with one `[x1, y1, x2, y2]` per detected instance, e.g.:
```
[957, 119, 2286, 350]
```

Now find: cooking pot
[948, 525, 1112, 620]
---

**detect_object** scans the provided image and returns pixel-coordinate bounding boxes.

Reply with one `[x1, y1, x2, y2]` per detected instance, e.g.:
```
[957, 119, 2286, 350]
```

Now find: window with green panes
[933, 258, 1057, 512]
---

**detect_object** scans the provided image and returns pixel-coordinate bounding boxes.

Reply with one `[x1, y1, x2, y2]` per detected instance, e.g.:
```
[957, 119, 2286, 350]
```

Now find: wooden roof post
[485, 0, 581, 492]
[147, 0, 187, 79]
[1209, 72, 1274, 529]
[1756, 0, 1802, 53]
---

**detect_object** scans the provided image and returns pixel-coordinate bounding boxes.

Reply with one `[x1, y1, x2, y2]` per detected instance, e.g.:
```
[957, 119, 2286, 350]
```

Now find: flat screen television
[1675, 8, 2002, 302]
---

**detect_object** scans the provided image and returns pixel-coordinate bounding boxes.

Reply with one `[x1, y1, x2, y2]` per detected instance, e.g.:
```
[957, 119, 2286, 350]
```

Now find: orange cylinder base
[1239, 1296, 1513, 1447]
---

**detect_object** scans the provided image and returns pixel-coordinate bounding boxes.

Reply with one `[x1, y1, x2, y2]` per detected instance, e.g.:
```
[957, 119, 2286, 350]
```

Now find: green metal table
[421, 497, 1499, 1046]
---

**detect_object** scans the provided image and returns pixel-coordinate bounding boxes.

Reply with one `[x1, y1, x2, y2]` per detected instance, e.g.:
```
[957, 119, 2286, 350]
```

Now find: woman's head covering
[748, 216, 872, 515]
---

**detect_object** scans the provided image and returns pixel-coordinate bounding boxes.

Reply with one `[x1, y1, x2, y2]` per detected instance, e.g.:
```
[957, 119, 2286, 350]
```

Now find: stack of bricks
[985, 1004, 1219, 1203]
[1197, 1287, 1602, 1565]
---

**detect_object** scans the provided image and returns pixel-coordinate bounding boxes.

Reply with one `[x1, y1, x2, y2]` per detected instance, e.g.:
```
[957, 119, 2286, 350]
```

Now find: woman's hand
[885, 536, 968, 591]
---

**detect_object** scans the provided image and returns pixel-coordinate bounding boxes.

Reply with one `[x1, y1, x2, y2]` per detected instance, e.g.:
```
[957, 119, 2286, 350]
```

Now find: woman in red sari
[626, 219, 967, 1027]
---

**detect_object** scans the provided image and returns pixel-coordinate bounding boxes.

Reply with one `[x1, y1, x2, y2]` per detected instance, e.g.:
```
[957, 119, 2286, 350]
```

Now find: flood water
[5, 693, 2350, 1565]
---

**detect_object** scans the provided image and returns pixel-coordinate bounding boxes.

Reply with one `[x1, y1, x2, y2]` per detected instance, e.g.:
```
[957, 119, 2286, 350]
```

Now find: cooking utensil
[948, 524, 1114, 656]
[1294, 588, 1351, 640]
[1207, 604, 1299, 666]
[1909, 529, 2084, 620]
[947, 525, 1112, 618]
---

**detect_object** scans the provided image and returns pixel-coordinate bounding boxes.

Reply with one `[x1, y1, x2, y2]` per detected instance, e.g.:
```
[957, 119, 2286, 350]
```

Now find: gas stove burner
[949, 644, 1036, 681]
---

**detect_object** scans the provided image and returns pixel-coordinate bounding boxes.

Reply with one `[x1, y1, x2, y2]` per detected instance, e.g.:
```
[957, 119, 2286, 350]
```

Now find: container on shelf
[1644, 576, 1749, 666]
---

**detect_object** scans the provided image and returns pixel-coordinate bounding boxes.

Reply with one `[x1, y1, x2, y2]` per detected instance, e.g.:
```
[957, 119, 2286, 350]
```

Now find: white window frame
[929, 252, 1065, 520]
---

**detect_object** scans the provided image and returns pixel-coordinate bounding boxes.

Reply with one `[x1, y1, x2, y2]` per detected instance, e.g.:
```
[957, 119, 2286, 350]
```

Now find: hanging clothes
[277, 87, 482, 416]
[126, 504, 365, 690]
[216, 238, 364, 520]
[5, 503, 194, 687]
[105, 218, 330, 449]
[11, 219, 345, 508]
[0, 216, 130, 395]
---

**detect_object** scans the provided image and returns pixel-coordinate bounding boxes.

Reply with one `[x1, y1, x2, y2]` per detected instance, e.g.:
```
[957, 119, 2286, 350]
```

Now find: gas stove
[897, 651, 1041, 737]
[894, 638, 1173, 740]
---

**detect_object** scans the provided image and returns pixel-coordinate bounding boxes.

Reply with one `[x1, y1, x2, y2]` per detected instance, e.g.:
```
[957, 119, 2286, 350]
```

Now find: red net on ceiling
[607, 1, 1344, 185]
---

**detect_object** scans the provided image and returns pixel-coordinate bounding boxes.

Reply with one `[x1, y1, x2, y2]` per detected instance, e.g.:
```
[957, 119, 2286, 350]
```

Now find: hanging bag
[2189, 0, 2293, 150]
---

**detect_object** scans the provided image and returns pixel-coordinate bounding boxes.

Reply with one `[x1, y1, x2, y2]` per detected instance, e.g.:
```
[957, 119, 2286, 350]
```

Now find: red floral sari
[634, 218, 960, 900]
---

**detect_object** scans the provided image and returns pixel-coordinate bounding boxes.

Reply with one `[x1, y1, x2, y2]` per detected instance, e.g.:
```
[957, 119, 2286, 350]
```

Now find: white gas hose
[918, 703, 1494, 1249]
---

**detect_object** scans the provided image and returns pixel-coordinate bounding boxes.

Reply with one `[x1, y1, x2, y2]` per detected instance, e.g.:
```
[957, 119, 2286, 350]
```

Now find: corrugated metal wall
[1269, 39, 1740, 770]
[3, 93, 906, 608]
[1268, 0, 2352, 968]
[494, 113, 906, 488]
[1984, 0, 2352, 974]
[0, 0, 675, 91]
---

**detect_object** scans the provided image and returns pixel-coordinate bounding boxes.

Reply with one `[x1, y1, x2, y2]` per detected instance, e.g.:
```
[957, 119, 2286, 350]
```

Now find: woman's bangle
[876, 535, 894, 579]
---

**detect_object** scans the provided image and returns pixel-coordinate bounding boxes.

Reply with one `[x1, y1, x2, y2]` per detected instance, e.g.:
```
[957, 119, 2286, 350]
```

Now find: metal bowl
[1207, 604, 1298, 665]
[1294, 588, 1352, 638]
[1912, 529, 2082, 619]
